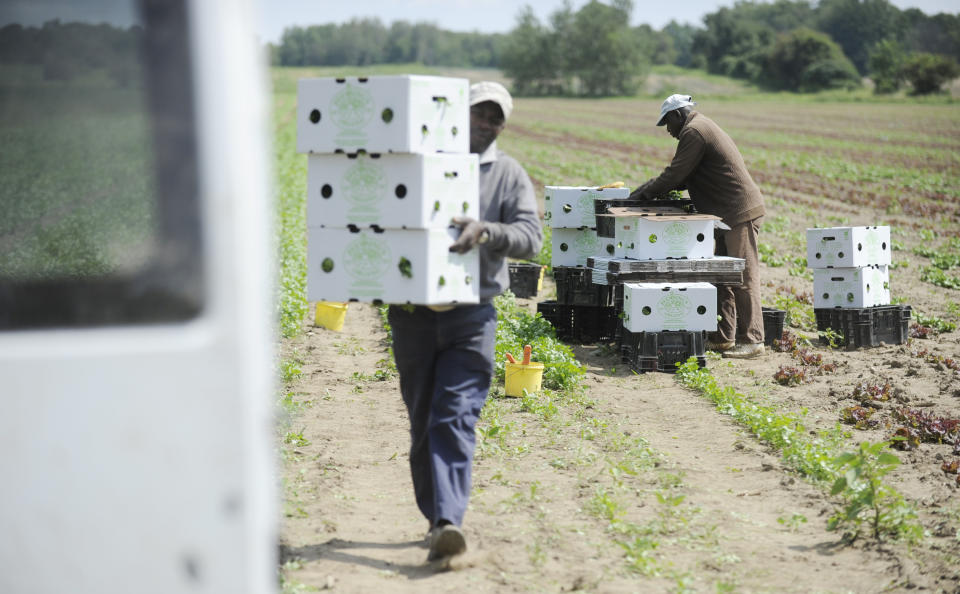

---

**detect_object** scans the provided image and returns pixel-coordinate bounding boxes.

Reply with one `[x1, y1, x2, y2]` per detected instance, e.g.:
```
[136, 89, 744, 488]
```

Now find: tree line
[270, 0, 960, 96]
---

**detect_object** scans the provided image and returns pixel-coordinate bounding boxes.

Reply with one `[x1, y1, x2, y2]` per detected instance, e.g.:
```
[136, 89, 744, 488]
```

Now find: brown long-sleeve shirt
[643, 111, 765, 227]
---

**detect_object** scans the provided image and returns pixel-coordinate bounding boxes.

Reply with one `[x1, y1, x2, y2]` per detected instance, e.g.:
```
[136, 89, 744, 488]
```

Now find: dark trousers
[388, 303, 497, 527]
[715, 217, 764, 344]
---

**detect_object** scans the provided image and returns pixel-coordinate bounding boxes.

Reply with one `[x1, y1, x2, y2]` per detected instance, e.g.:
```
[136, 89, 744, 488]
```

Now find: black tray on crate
[761, 307, 786, 347]
[508, 262, 543, 298]
[814, 305, 911, 349]
[536, 301, 619, 344]
[553, 266, 617, 307]
[620, 329, 707, 373]
[593, 199, 695, 238]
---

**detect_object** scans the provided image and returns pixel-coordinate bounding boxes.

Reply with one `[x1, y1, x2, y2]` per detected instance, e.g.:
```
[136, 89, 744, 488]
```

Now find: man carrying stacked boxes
[299, 77, 541, 562]
[808, 226, 909, 347]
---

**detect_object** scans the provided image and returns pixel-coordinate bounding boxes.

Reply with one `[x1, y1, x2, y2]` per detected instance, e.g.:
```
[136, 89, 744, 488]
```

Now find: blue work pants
[388, 303, 497, 527]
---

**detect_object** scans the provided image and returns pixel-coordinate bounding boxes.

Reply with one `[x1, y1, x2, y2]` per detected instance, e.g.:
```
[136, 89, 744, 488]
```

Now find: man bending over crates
[388, 81, 542, 561]
[630, 94, 766, 359]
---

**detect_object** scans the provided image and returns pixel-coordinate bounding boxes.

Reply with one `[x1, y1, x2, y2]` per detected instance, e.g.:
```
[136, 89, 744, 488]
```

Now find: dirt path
[278, 298, 947, 593]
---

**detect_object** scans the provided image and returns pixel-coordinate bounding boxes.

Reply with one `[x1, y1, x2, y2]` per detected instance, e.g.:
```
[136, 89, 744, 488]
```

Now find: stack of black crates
[538, 266, 622, 344]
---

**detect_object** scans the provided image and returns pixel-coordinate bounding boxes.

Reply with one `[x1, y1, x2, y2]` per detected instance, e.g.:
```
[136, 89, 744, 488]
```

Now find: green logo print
[331, 83, 374, 146]
[574, 231, 601, 258]
[343, 233, 390, 296]
[343, 158, 387, 222]
[663, 222, 690, 256]
[579, 192, 598, 226]
[658, 292, 691, 329]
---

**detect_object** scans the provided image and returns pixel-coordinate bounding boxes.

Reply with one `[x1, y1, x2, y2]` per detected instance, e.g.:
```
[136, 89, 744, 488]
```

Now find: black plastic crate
[537, 300, 574, 340]
[761, 307, 786, 347]
[814, 305, 911, 348]
[508, 262, 543, 299]
[570, 305, 620, 344]
[553, 266, 616, 307]
[620, 329, 707, 373]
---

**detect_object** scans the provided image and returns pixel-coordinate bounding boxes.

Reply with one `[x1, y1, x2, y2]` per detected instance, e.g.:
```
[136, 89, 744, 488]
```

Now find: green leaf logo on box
[663, 222, 691, 257]
[864, 230, 882, 262]
[574, 230, 601, 258]
[343, 158, 386, 222]
[658, 292, 691, 330]
[331, 84, 374, 146]
[579, 192, 598, 226]
[344, 233, 390, 296]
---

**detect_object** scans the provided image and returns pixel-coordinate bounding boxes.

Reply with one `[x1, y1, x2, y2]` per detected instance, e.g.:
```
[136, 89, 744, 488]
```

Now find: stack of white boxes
[545, 186, 628, 267]
[298, 76, 480, 305]
[807, 226, 891, 308]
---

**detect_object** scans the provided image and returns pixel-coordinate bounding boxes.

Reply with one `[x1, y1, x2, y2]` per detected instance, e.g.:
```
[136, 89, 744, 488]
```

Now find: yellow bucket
[504, 361, 544, 397]
[536, 265, 545, 292]
[314, 301, 348, 331]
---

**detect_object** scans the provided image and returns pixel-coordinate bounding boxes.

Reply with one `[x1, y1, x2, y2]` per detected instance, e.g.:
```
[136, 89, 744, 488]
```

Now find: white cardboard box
[806, 226, 891, 268]
[551, 228, 617, 267]
[813, 265, 890, 308]
[622, 282, 718, 332]
[611, 209, 717, 260]
[307, 152, 478, 228]
[297, 75, 469, 154]
[544, 186, 631, 228]
[307, 226, 479, 304]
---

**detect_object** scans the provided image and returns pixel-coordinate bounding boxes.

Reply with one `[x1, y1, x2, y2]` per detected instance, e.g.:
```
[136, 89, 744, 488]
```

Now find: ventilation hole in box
[421, 124, 429, 135]
[882, 242, 887, 250]
[381, 108, 394, 123]
[438, 276, 446, 287]
[545, 212, 552, 220]
[395, 184, 407, 198]
[465, 275, 472, 285]
[371, 225, 385, 234]
[309, 109, 321, 124]
[649, 234, 658, 244]
[822, 292, 829, 300]
[696, 233, 705, 242]
[629, 243, 635, 249]
[398, 257, 413, 278]
[451, 126, 458, 137]
[606, 244, 615, 255]
[560, 243, 568, 252]
[883, 281, 889, 290]
[831, 277, 843, 281]
[642, 306, 652, 315]
[857, 242, 863, 251]
[838, 251, 845, 258]
[321, 184, 333, 198]
[824, 236, 835, 241]
[866, 284, 871, 292]
[433, 200, 440, 212]
[562, 204, 572, 214]
[697, 305, 706, 314]
[815, 252, 821, 259]
[347, 224, 360, 233]
[462, 201, 469, 213]
[617, 242, 623, 249]
[335, 77, 345, 83]
[358, 77, 368, 82]
[847, 292, 854, 302]
[321, 258, 334, 273]
[372, 299, 383, 306]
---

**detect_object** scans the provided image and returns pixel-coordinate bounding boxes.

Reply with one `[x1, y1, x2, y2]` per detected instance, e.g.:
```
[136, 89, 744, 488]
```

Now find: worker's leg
[714, 230, 737, 343]
[428, 303, 497, 527]
[725, 218, 765, 344]
[389, 306, 440, 524]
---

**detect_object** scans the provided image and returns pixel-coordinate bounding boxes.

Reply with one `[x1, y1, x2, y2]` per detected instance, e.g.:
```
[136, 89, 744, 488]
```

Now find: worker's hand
[449, 217, 489, 254]
[629, 181, 652, 200]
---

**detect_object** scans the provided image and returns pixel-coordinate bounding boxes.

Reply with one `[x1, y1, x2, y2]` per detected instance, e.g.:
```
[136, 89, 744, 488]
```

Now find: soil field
[276, 78, 960, 593]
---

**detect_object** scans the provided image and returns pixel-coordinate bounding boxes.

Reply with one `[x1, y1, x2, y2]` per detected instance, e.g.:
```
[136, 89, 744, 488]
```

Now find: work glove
[449, 216, 489, 254]
[628, 180, 653, 200]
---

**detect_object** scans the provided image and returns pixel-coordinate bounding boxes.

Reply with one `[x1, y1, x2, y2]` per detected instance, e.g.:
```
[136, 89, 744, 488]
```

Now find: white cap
[656, 94, 696, 126]
[470, 81, 513, 121]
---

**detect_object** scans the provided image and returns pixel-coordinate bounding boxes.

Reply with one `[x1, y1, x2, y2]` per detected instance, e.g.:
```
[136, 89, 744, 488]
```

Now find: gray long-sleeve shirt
[476, 141, 543, 301]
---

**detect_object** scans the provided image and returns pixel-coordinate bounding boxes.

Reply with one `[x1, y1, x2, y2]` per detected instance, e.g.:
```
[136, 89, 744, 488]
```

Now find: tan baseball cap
[470, 81, 513, 120]
[656, 94, 696, 126]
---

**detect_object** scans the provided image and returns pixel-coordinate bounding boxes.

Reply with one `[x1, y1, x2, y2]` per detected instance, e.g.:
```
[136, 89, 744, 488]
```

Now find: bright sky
[256, 0, 959, 43]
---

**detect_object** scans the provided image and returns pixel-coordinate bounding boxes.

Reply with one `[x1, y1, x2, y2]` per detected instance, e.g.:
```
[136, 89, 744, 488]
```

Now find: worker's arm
[631, 128, 706, 199]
